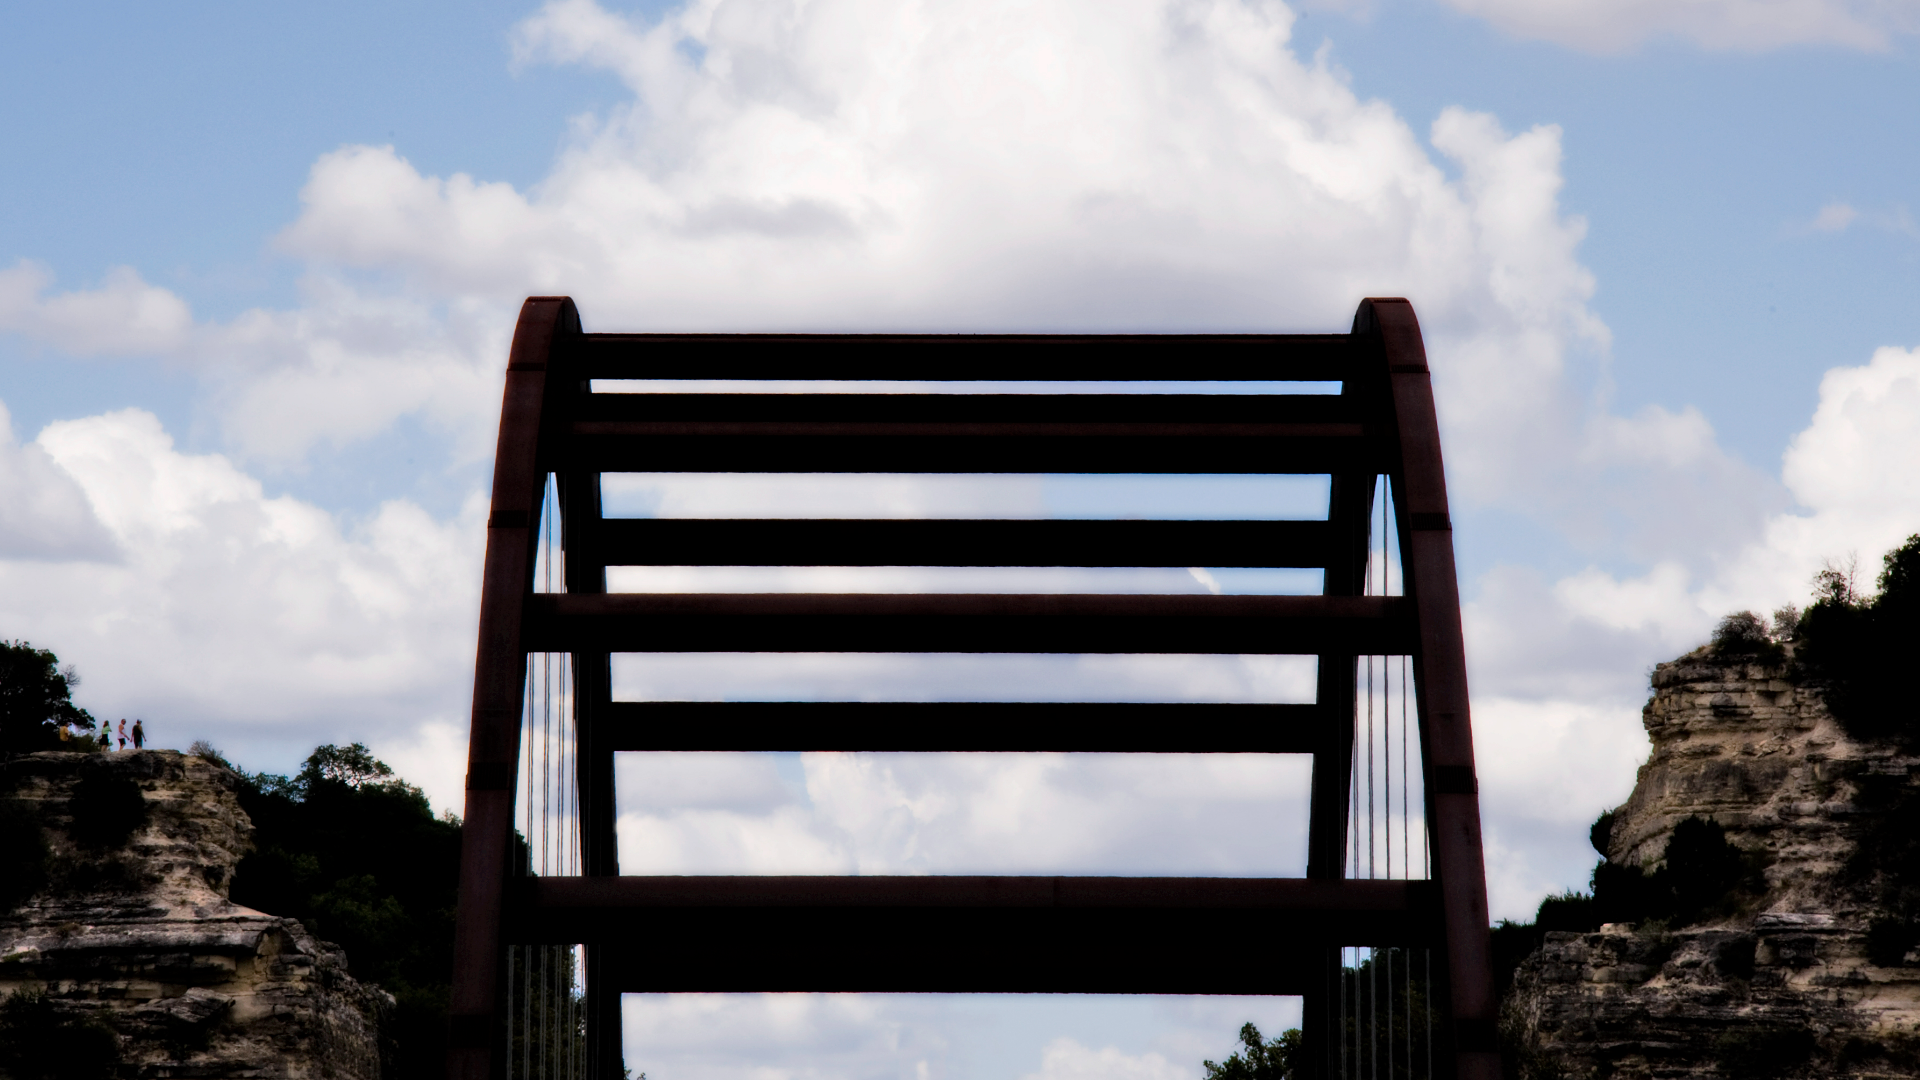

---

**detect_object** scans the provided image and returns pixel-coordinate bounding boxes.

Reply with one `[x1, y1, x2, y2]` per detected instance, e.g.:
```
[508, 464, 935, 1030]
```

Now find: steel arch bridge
[447, 297, 1500, 1080]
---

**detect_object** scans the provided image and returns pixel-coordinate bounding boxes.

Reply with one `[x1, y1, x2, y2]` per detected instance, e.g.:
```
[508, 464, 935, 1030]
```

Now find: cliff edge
[0, 750, 389, 1079]
[1504, 648, 1920, 1079]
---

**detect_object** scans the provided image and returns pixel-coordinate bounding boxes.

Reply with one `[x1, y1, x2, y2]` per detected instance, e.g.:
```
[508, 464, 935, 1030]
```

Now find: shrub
[1592, 858, 1662, 925]
[0, 799, 49, 911]
[1770, 603, 1801, 643]
[1712, 1027, 1815, 1079]
[1665, 817, 1747, 923]
[68, 767, 147, 850]
[0, 989, 120, 1080]
[1712, 934, 1757, 980]
[1867, 916, 1914, 967]
[1712, 611, 1776, 656]
[1535, 890, 1599, 933]
[1589, 815, 1753, 928]
[188, 739, 231, 768]
[1589, 810, 1615, 858]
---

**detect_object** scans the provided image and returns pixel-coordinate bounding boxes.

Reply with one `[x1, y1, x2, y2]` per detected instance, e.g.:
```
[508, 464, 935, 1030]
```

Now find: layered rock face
[1504, 649, 1920, 1079]
[0, 750, 388, 1078]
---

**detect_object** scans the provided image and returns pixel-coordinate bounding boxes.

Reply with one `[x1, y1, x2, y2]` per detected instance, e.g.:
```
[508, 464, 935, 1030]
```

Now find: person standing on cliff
[132, 719, 144, 749]
[117, 719, 128, 750]
[97, 721, 111, 751]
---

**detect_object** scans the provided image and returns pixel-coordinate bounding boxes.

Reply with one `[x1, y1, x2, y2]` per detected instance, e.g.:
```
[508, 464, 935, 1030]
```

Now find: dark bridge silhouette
[447, 297, 1500, 1080]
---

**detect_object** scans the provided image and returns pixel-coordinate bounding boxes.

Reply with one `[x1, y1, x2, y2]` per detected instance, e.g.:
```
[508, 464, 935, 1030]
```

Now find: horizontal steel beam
[584, 518, 1336, 568]
[568, 333, 1355, 382]
[574, 393, 1360, 424]
[507, 876, 1438, 993]
[556, 422, 1381, 474]
[594, 701, 1329, 752]
[522, 592, 1416, 654]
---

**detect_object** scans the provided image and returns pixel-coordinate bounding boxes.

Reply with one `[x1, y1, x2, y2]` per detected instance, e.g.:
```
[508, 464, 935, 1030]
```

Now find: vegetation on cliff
[0, 641, 94, 757]
[204, 741, 461, 1080]
[1494, 534, 1920, 995]
[1795, 533, 1920, 743]
[1492, 812, 1758, 997]
[0, 989, 120, 1080]
[1493, 533, 1920, 1080]
[2, 754, 152, 916]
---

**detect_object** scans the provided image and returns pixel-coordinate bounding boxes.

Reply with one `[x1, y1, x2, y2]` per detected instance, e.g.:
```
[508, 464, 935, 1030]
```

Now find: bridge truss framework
[448, 296, 1501, 1080]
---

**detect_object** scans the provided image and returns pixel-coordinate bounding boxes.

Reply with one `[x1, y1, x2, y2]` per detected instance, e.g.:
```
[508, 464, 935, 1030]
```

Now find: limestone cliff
[0, 750, 389, 1079]
[1504, 648, 1920, 1079]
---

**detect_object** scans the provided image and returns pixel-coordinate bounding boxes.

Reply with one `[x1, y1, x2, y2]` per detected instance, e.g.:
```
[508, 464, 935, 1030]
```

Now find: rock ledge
[1, 750, 388, 1079]
[1505, 650, 1920, 1079]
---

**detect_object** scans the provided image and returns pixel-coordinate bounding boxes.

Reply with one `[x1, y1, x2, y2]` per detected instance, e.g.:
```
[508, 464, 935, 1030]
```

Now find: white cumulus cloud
[0, 404, 485, 803]
[1464, 340, 1920, 919]
[616, 751, 1313, 877]
[6, 0, 1892, 931]
[1546, 343, 1920, 653]
[1021, 1038, 1192, 1080]
[0, 400, 119, 562]
[1438, 0, 1920, 53]
[0, 261, 193, 357]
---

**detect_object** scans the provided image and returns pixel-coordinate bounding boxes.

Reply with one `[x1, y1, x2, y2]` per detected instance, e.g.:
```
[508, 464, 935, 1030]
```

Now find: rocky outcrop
[0, 750, 389, 1078]
[1504, 649, 1920, 1079]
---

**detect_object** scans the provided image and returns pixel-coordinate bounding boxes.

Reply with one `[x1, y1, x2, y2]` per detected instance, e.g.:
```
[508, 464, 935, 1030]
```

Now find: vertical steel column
[1302, 352, 1380, 1078]
[552, 330, 625, 1080]
[1306, 471, 1375, 877]
[451, 297, 578, 1080]
[1360, 298, 1498, 1080]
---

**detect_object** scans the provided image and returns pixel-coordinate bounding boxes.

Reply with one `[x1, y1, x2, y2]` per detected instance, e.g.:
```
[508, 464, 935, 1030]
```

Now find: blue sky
[3, 1, 1918, 1076]
[7, 1, 1916, 476]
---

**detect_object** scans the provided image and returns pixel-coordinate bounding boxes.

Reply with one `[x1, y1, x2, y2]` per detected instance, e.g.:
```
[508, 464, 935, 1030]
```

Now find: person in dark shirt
[132, 720, 145, 749]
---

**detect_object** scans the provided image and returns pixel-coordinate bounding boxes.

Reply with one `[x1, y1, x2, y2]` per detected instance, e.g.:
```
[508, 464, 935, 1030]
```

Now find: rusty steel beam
[560, 420, 1378, 474]
[517, 873, 1432, 911]
[575, 392, 1359, 423]
[448, 297, 576, 1080]
[504, 877, 1441, 994]
[1365, 298, 1500, 1080]
[586, 518, 1336, 568]
[522, 591, 1416, 655]
[573, 332, 1354, 381]
[593, 701, 1329, 753]
[589, 945, 1334, 996]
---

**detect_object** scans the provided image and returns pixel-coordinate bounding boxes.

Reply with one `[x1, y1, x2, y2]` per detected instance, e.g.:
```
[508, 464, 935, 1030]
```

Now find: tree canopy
[1204, 1022, 1302, 1080]
[0, 640, 95, 756]
[1795, 533, 1920, 743]
[215, 741, 461, 1080]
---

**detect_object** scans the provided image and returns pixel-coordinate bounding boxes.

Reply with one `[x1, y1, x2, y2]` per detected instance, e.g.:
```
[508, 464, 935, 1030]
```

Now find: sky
[3, 0, 1919, 1076]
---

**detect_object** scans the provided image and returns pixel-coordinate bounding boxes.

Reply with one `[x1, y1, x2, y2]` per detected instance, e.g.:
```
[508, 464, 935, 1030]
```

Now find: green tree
[302, 741, 397, 788]
[0, 640, 95, 756]
[1797, 534, 1920, 743]
[222, 742, 461, 1080]
[1205, 1022, 1302, 1080]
